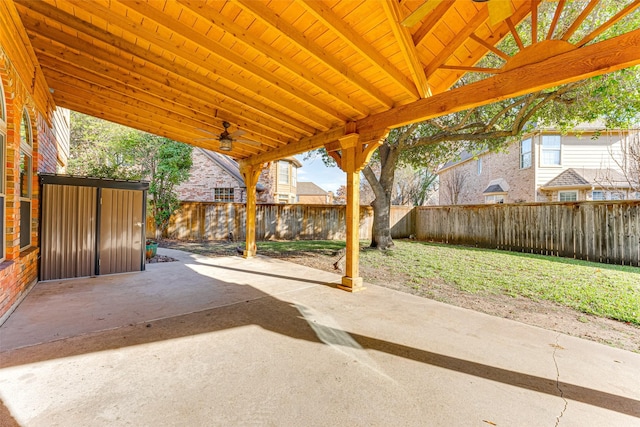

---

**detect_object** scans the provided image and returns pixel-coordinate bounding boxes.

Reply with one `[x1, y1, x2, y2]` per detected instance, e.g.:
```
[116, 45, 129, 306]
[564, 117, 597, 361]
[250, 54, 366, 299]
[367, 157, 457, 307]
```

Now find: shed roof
[5, 0, 640, 165]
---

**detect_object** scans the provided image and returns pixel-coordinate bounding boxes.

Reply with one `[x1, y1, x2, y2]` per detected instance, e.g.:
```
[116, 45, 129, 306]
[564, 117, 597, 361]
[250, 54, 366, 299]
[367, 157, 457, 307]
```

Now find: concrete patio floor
[0, 248, 639, 426]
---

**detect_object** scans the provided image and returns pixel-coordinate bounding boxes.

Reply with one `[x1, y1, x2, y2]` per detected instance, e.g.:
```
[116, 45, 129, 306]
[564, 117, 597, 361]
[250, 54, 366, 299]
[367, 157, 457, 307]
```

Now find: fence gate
[40, 174, 148, 280]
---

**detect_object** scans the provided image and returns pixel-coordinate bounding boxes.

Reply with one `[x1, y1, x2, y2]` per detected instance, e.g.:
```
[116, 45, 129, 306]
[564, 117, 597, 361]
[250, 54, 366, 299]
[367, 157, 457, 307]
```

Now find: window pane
[213, 188, 234, 202]
[20, 200, 31, 249]
[521, 138, 531, 153]
[542, 151, 560, 165]
[279, 161, 289, 184]
[542, 135, 561, 148]
[559, 191, 577, 201]
[20, 152, 31, 198]
[591, 191, 605, 201]
[20, 109, 32, 147]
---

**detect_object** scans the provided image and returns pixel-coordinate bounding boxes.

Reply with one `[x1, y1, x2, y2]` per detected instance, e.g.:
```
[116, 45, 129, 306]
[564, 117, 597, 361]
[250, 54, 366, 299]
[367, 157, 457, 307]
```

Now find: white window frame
[541, 135, 561, 166]
[484, 194, 505, 204]
[558, 191, 577, 202]
[591, 190, 605, 201]
[277, 194, 290, 204]
[278, 161, 290, 185]
[213, 188, 234, 202]
[520, 138, 532, 169]
[0, 81, 6, 261]
[20, 108, 33, 250]
[477, 158, 482, 175]
[292, 166, 297, 187]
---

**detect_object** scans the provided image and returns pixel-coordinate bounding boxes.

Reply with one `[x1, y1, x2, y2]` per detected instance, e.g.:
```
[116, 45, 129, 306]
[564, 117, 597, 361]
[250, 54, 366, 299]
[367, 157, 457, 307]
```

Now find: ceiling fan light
[219, 136, 233, 151]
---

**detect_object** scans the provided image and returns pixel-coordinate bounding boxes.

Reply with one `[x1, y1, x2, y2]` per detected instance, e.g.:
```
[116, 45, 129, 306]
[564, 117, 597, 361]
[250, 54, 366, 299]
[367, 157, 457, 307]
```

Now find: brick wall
[0, 54, 62, 322]
[439, 144, 536, 205]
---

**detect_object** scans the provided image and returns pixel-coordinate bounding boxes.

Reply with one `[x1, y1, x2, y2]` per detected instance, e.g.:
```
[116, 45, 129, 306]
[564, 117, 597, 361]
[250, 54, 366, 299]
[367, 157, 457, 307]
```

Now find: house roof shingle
[542, 168, 630, 189]
[297, 182, 327, 195]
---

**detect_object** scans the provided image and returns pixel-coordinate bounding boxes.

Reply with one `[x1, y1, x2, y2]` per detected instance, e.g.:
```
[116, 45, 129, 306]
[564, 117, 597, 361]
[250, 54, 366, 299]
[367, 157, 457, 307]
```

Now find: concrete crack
[552, 334, 568, 427]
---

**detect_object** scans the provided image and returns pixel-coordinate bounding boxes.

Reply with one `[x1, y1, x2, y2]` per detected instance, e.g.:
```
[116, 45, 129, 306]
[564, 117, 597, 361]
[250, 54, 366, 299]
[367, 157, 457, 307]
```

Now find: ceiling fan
[194, 121, 261, 152]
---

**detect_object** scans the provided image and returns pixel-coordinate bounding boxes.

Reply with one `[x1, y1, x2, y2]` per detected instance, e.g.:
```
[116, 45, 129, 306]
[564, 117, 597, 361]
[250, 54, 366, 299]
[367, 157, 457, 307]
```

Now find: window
[477, 158, 482, 175]
[277, 194, 290, 204]
[541, 135, 561, 166]
[610, 192, 625, 200]
[591, 191, 605, 201]
[292, 166, 297, 187]
[520, 138, 532, 169]
[485, 194, 504, 204]
[558, 191, 577, 202]
[20, 108, 33, 250]
[213, 188, 234, 202]
[0, 82, 5, 261]
[279, 161, 290, 184]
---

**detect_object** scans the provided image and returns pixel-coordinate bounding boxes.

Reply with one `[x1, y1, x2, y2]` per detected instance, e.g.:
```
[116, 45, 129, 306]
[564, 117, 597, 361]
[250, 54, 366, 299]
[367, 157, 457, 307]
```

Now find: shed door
[41, 184, 97, 280]
[99, 188, 144, 274]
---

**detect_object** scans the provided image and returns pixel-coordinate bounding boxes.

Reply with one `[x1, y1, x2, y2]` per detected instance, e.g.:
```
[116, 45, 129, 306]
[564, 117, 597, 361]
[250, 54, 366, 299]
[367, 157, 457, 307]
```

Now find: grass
[161, 239, 640, 325]
[359, 241, 640, 325]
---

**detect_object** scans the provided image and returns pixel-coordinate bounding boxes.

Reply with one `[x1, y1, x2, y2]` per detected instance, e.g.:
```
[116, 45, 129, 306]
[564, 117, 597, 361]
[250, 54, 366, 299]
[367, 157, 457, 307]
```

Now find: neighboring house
[176, 148, 301, 204]
[297, 181, 334, 204]
[438, 125, 640, 205]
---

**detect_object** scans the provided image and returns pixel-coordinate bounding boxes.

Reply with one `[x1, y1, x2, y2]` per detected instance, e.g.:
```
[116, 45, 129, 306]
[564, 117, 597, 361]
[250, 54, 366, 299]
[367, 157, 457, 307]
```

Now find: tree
[440, 170, 468, 205]
[69, 112, 193, 237]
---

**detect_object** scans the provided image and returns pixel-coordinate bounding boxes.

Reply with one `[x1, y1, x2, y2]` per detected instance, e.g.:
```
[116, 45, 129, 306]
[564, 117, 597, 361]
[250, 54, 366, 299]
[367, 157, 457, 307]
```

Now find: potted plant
[145, 239, 158, 259]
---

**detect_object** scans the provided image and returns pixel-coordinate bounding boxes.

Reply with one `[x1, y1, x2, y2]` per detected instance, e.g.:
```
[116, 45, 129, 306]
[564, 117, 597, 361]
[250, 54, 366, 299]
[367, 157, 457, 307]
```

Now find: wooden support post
[336, 133, 365, 292]
[239, 161, 263, 258]
[326, 125, 387, 292]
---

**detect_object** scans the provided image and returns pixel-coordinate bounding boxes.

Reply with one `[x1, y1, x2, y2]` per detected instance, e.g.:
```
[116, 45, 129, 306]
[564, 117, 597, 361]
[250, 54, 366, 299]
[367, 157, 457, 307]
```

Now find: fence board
[415, 201, 640, 267]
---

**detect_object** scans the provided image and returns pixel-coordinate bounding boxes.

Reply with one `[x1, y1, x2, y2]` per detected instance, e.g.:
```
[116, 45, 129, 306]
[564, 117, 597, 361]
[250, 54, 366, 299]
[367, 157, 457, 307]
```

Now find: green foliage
[69, 112, 193, 236]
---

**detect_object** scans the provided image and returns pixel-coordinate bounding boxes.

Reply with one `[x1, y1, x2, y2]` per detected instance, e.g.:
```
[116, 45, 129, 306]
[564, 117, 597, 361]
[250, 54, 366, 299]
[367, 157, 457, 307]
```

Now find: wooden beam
[469, 34, 510, 61]
[175, 0, 371, 116]
[412, 1, 455, 47]
[546, 0, 566, 40]
[238, 162, 264, 258]
[357, 28, 640, 133]
[299, 0, 420, 102]
[382, 0, 431, 98]
[235, 0, 397, 109]
[561, 0, 600, 42]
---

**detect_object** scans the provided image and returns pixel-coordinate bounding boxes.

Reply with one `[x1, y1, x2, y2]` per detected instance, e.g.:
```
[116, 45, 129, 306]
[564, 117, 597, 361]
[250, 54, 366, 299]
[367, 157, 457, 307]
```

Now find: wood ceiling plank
[175, 0, 370, 117]
[21, 17, 316, 136]
[424, 6, 489, 77]
[382, 0, 431, 98]
[34, 47, 298, 143]
[235, 0, 398, 109]
[19, 0, 340, 129]
[115, 0, 347, 125]
[54, 94, 261, 158]
[299, 0, 420, 101]
[412, 1, 456, 47]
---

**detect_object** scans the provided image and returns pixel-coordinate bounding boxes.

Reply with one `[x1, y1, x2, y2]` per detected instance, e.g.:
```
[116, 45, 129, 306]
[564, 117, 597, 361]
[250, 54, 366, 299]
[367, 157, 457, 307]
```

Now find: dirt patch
[146, 254, 178, 263]
[159, 239, 640, 353]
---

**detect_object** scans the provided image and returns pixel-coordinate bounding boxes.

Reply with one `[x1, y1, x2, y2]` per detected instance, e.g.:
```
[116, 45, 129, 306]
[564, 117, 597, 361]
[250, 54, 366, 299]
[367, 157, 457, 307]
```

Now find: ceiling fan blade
[193, 137, 217, 142]
[230, 129, 246, 138]
[401, 0, 442, 27]
[195, 128, 219, 137]
[235, 138, 262, 146]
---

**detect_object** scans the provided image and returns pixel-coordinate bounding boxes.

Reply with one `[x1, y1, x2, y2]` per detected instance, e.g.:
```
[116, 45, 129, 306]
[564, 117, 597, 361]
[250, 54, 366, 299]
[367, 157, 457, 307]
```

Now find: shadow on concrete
[2, 273, 638, 419]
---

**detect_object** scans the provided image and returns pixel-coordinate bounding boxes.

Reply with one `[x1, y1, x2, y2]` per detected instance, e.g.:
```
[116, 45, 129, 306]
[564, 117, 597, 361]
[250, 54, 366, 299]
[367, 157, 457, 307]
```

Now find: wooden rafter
[382, 0, 431, 98]
[561, 0, 600, 42]
[412, 1, 455, 47]
[299, 0, 420, 101]
[577, 0, 640, 47]
[547, 0, 566, 40]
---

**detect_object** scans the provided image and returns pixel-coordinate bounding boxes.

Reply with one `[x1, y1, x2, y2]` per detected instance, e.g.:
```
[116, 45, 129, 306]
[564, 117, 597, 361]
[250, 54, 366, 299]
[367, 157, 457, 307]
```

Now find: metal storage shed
[39, 174, 149, 281]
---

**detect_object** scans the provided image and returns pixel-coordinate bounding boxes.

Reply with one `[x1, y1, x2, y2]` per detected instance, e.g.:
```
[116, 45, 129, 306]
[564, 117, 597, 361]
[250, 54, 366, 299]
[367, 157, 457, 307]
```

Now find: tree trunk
[363, 143, 399, 250]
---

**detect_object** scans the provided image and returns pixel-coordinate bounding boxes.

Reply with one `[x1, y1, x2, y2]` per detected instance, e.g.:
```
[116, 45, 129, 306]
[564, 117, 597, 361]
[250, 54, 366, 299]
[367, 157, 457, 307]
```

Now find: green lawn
[257, 239, 640, 325]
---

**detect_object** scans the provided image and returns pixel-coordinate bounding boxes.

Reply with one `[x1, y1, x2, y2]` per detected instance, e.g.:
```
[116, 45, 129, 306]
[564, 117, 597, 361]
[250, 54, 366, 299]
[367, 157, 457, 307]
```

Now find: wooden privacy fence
[148, 202, 414, 241]
[415, 201, 640, 266]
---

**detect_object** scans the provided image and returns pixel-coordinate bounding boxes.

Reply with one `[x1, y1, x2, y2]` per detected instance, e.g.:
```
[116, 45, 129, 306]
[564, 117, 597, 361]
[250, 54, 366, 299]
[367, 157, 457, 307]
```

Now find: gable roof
[199, 148, 245, 186]
[297, 182, 327, 195]
[542, 168, 630, 189]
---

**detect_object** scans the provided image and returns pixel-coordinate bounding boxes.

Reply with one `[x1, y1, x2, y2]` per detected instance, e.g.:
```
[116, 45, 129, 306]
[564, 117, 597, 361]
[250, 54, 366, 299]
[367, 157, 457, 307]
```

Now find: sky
[295, 153, 345, 194]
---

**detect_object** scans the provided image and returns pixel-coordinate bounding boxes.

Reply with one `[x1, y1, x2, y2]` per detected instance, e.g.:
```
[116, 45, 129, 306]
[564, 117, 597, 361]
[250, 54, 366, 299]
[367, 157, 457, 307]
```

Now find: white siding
[534, 130, 630, 189]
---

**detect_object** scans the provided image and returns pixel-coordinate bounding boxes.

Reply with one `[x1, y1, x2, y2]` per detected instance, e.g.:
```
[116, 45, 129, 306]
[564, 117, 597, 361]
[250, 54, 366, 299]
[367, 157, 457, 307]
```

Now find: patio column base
[338, 276, 365, 292]
[243, 249, 256, 258]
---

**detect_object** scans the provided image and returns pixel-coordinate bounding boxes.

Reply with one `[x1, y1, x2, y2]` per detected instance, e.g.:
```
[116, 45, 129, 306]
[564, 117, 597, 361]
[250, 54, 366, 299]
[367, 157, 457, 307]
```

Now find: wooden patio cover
[4, 0, 640, 291]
